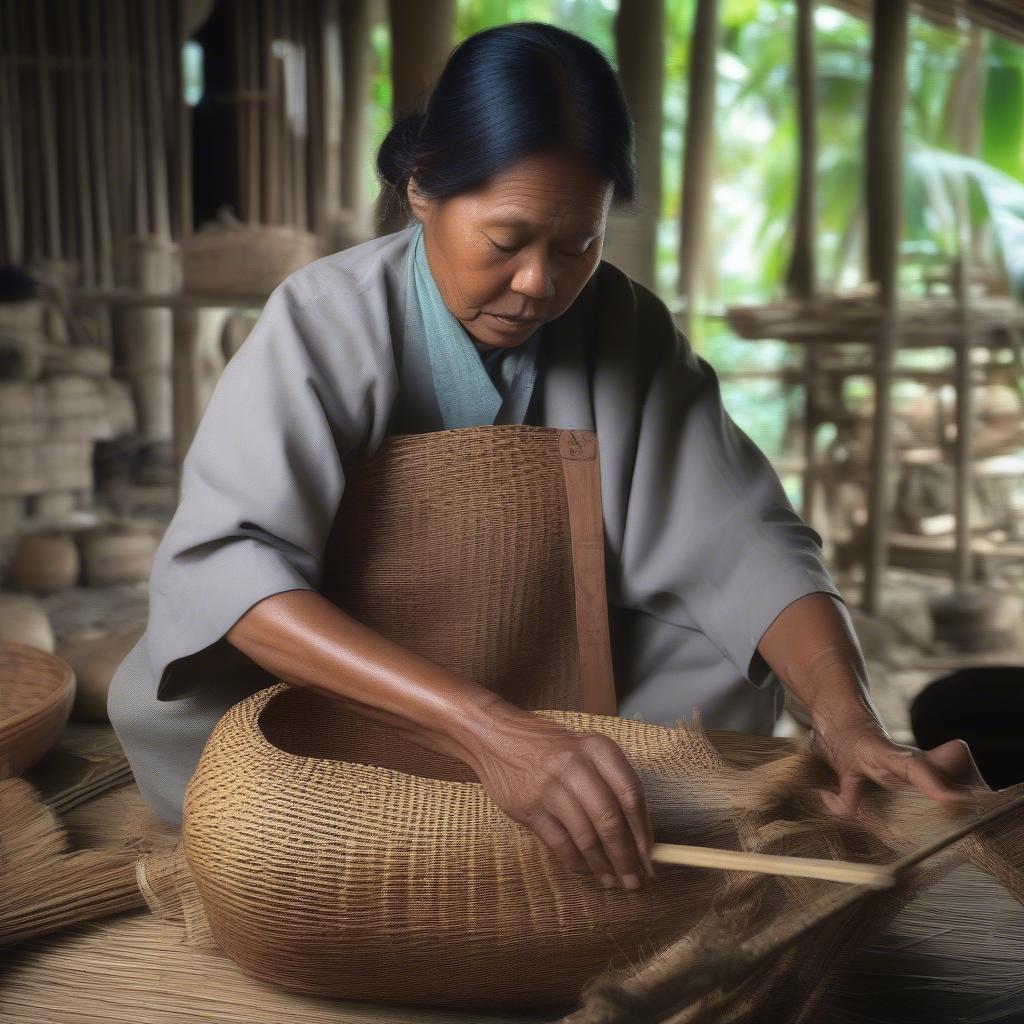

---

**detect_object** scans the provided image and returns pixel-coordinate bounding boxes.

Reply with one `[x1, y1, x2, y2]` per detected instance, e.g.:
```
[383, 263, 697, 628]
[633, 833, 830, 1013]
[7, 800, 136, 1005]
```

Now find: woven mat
[0, 775, 556, 1024]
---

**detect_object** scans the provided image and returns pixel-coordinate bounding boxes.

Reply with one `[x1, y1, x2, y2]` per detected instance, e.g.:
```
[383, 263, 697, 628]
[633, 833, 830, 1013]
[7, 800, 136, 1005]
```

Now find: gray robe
[107, 224, 841, 823]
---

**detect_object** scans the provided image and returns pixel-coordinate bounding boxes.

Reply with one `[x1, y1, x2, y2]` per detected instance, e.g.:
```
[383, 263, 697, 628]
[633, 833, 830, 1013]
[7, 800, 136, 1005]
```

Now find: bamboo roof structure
[830, 0, 1024, 45]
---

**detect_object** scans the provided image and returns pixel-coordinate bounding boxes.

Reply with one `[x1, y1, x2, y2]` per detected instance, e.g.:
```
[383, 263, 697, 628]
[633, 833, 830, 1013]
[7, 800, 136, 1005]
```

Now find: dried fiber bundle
[178, 683, 1024, 1017]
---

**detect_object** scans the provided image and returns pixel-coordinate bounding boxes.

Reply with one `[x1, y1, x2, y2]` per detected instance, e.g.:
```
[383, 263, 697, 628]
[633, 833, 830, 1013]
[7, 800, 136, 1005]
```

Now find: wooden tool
[652, 789, 1024, 889]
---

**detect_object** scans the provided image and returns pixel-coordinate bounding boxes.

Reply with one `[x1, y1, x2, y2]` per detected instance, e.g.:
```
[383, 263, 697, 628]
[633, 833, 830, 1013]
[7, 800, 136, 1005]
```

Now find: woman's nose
[511, 254, 556, 299]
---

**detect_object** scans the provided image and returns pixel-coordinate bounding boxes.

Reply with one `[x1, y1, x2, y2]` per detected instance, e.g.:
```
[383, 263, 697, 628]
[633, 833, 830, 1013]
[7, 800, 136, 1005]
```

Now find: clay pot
[0, 594, 55, 652]
[57, 626, 142, 722]
[77, 524, 159, 586]
[10, 531, 80, 594]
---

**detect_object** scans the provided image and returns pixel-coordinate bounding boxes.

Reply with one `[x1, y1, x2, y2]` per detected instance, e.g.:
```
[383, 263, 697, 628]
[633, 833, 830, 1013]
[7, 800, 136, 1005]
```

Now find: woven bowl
[182, 683, 745, 1011]
[0, 642, 76, 778]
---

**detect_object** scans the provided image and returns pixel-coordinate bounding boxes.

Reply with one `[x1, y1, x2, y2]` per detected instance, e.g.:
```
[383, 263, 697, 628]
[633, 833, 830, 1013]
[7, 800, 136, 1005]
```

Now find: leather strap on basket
[558, 430, 618, 716]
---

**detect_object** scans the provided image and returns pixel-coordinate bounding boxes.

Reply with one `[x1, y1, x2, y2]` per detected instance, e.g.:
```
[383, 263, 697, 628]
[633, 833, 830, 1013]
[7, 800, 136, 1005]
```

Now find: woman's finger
[526, 806, 592, 875]
[589, 741, 656, 878]
[562, 757, 646, 888]
[545, 783, 625, 888]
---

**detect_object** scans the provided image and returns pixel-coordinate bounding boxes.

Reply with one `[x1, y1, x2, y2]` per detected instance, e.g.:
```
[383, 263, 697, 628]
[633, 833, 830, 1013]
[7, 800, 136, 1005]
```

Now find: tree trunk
[604, 0, 664, 290]
[677, 0, 719, 338]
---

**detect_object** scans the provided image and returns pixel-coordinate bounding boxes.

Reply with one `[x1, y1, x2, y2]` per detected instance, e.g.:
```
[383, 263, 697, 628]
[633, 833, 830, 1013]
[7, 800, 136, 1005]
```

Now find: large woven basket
[182, 683, 743, 1010]
[0, 643, 75, 778]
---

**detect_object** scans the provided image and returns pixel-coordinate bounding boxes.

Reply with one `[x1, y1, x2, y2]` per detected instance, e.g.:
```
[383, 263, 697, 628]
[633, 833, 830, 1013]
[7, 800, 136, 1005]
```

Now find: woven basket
[183, 683, 739, 1010]
[0, 643, 75, 778]
[182, 225, 322, 297]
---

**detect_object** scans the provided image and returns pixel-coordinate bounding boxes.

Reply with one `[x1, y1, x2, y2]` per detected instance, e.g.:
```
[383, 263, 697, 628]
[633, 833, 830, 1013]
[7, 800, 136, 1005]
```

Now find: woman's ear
[406, 175, 430, 221]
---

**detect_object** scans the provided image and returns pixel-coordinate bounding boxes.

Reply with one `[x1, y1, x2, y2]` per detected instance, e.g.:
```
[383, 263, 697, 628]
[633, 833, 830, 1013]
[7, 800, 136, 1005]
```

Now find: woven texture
[318, 426, 609, 780]
[0, 643, 76, 778]
[181, 686, 1024, 1016]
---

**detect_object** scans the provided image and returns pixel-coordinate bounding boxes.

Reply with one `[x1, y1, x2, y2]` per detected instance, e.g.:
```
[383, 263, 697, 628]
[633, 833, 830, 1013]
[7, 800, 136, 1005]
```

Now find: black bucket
[910, 666, 1024, 790]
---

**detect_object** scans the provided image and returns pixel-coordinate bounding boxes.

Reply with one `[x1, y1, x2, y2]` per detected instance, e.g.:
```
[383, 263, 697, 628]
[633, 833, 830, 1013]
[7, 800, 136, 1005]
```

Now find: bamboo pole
[234, 0, 249, 222]
[292, 0, 308, 232]
[247, 0, 262, 224]
[176, 0, 193, 239]
[68, 0, 96, 287]
[142, 0, 171, 241]
[862, 0, 909, 615]
[339, 0, 371, 239]
[33, 0, 61, 260]
[128, 1, 150, 238]
[306, 0, 327, 238]
[676, 0, 719, 337]
[788, 0, 819, 524]
[262, 0, 281, 224]
[88, 0, 114, 287]
[0, 1, 22, 264]
[952, 256, 975, 592]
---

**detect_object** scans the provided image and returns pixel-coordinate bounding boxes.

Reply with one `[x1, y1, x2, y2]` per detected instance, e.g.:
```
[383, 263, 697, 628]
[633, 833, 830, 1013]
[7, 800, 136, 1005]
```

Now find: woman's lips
[488, 312, 540, 328]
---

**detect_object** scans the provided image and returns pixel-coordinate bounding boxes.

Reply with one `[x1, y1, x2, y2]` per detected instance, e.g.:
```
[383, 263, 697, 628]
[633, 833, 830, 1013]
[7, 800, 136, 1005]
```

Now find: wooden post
[88, 0, 114, 286]
[862, 0, 909, 615]
[952, 256, 974, 592]
[604, 0, 664, 290]
[376, 0, 455, 237]
[68, 1, 96, 287]
[142, 0, 171, 242]
[787, 0, 818, 523]
[677, 0, 719, 338]
[33, 0, 62, 261]
[339, 0, 372, 242]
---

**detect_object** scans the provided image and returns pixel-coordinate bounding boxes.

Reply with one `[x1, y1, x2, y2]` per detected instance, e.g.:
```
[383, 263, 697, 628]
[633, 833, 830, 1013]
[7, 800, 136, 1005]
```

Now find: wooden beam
[862, 0, 910, 614]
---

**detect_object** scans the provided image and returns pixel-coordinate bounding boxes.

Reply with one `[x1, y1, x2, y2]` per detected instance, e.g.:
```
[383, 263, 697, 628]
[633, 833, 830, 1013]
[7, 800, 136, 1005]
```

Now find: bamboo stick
[142, 0, 171, 241]
[129, 0, 150, 238]
[0, 1, 21, 264]
[262, 0, 280, 223]
[862, 0, 909, 614]
[292, 0, 307, 232]
[88, 0, 114, 287]
[247, 0, 261, 223]
[234, 0, 249, 221]
[651, 843, 893, 888]
[176, 0, 193, 239]
[68, 0, 96, 287]
[33, 0, 61, 260]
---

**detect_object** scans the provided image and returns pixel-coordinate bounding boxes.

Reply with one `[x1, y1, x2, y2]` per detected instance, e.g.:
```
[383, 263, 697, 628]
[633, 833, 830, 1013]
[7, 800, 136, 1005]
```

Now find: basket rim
[0, 642, 76, 733]
[241, 683, 626, 792]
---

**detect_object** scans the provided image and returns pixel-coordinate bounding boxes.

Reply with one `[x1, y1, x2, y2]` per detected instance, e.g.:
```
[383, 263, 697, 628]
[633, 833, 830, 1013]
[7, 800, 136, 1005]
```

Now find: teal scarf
[404, 221, 542, 428]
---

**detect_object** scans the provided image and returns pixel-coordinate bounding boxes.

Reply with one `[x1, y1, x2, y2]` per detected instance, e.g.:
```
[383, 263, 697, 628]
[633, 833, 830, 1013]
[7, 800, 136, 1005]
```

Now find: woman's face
[408, 149, 614, 348]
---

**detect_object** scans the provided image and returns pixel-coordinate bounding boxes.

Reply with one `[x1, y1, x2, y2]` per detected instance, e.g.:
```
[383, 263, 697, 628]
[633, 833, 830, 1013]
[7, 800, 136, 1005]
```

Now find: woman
[108, 22, 986, 894]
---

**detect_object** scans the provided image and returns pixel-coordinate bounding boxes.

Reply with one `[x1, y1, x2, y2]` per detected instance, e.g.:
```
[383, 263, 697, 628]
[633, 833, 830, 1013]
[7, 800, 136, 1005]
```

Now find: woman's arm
[226, 589, 656, 888]
[756, 592, 989, 813]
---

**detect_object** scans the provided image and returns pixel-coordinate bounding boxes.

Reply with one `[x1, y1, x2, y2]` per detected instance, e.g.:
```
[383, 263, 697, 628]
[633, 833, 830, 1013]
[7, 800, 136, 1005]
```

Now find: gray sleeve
[616, 327, 842, 688]
[146, 275, 394, 700]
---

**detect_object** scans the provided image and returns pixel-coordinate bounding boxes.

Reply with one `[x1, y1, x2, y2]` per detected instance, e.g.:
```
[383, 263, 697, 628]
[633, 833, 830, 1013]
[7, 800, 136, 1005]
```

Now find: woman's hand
[811, 717, 991, 815]
[464, 700, 656, 890]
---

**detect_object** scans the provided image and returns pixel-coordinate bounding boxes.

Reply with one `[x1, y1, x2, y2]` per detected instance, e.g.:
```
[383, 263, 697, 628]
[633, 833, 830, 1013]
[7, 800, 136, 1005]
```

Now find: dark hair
[376, 23, 636, 216]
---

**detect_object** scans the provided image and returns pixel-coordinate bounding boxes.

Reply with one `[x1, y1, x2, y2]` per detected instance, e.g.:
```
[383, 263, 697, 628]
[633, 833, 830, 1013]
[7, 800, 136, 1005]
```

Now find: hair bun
[376, 111, 427, 192]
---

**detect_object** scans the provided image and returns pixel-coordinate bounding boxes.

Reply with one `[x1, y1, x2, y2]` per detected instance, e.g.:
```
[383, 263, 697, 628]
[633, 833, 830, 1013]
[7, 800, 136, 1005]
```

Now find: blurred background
[0, 1, 1023, 768]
